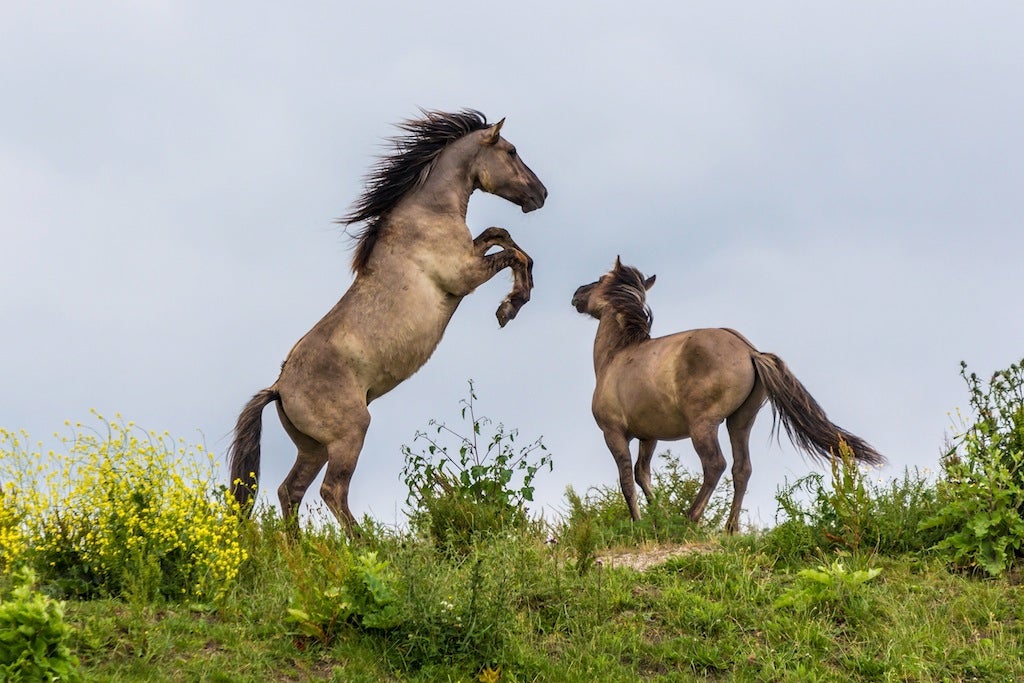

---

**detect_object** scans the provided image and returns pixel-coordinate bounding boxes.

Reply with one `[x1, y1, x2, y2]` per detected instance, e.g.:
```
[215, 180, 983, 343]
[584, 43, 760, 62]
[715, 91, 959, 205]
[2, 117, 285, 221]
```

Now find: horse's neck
[383, 156, 479, 249]
[407, 145, 478, 219]
[593, 316, 631, 375]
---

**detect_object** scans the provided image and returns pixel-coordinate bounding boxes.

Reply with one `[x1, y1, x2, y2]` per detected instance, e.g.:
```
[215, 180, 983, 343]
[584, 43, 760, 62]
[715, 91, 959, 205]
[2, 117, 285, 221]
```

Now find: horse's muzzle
[571, 285, 592, 313]
[520, 182, 548, 212]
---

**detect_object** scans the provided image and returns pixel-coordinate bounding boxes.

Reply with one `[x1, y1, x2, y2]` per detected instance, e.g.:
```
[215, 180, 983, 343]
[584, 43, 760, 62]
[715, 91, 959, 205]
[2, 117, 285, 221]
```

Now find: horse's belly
[593, 384, 691, 441]
[362, 292, 460, 400]
[365, 337, 443, 400]
[627, 409, 691, 442]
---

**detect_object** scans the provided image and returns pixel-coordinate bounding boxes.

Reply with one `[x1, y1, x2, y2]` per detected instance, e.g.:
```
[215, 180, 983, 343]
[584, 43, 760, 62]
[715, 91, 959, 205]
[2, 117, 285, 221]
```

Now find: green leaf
[969, 514, 994, 537]
[286, 608, 311, 623]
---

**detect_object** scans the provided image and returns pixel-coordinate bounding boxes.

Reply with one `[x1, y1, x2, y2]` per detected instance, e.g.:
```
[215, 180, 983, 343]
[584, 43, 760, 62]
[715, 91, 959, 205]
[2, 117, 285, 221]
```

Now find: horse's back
[665, 327, 756, 377]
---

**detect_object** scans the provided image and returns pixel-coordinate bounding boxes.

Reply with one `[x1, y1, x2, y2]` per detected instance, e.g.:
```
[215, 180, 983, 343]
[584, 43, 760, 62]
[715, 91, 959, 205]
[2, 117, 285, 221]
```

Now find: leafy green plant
[774, 560, 882, 623]
[401, 382, 552, 553]
[822, 440, 874, 550]
[922, 359, 1024, 576]
[284, 534, 403, 645]
[342, 551, 403, 629]
[0, 567, 81, 682]
[387, 539, 531, 674]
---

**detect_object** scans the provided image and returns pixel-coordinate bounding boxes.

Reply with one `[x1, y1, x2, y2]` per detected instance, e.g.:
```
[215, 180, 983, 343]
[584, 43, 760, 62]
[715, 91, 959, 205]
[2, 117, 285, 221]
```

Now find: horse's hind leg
[320, 407, 371, 531]
[634, 439, 657, 506]
[276, 404, 328, 526]
[602, 429, 642, 520]
[278, 448, 327, 523]
[687, 422, 727, 525]
[723, 388, 763, 533]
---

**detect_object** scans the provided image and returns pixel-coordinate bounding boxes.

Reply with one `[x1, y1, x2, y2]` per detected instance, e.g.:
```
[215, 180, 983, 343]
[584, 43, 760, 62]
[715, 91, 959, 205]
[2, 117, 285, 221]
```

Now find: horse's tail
[751, 352, 885, 466]
[228, 387, 280, 514]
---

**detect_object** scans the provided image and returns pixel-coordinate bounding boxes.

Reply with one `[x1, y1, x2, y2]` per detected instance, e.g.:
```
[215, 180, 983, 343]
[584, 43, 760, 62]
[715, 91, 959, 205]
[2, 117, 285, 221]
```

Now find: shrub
[922, 359, 1024, 576]
[0, 415, 248, 601]
[401, 382, 552, 554]
[0, 567, 81, 682]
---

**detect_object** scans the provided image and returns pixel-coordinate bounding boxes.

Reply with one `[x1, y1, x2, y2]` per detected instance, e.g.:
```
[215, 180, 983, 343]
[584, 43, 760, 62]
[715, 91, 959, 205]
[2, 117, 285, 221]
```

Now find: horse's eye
[508, 148, 517, 158]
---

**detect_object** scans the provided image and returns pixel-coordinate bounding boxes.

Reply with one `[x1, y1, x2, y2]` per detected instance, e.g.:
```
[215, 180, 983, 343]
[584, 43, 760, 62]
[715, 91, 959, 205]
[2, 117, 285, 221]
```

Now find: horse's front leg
[472, 227, 534, 327]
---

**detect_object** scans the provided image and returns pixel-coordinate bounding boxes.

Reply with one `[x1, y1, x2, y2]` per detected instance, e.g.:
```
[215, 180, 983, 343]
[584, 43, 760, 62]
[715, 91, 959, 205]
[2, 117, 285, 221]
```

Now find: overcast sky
[3, 2, 1022, 528]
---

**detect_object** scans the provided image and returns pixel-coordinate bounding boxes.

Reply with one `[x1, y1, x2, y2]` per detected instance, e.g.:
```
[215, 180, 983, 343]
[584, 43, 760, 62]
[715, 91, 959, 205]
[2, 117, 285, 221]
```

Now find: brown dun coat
[572, 258, 884, 533]
[229, 110, 547, 530]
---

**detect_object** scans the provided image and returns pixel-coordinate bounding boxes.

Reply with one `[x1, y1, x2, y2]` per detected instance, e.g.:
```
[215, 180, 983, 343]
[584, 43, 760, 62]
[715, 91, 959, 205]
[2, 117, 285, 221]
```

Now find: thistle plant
[0, 413, 248, 601]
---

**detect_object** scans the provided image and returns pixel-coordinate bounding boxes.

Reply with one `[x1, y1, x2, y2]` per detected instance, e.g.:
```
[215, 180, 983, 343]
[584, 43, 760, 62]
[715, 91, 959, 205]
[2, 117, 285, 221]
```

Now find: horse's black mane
[340, 109, 490, 273]
[605, 265, 654, 346]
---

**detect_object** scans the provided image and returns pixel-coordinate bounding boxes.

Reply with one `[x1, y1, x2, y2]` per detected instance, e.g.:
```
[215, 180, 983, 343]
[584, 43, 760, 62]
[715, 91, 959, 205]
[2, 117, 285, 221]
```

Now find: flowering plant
[0, 413, 247, 601]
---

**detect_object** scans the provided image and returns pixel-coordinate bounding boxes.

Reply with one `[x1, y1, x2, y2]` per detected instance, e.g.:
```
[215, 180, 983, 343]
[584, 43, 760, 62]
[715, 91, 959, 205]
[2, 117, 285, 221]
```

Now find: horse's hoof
[496, 300, 518, 327]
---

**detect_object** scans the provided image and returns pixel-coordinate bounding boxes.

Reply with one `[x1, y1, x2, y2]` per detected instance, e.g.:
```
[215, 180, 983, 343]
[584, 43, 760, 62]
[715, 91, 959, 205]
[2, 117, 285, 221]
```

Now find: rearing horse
[229, 110, 547, 528]
[572, 258, 884, 533]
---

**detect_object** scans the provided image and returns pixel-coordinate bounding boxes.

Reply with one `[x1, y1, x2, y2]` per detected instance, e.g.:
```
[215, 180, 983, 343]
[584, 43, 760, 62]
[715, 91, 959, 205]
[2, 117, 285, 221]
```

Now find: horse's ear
[614, 255, 623, 271]
[644, 274, 656, 290]
[483, 118, 505, 145]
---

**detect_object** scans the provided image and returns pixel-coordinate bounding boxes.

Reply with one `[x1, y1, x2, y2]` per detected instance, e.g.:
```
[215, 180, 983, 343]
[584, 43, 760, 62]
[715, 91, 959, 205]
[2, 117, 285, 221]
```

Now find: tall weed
[401, 382, 551, 554]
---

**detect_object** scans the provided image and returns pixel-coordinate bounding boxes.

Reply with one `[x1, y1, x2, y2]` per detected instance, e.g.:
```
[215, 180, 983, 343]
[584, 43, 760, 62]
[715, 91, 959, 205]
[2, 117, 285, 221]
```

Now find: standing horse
[229, 110, 547, 529]
[572, 258, 884, 533]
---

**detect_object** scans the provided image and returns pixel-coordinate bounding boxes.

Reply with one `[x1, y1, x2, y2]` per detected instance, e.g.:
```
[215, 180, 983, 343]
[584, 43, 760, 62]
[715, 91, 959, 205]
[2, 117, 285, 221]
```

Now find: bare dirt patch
[597, 541, 717, 572]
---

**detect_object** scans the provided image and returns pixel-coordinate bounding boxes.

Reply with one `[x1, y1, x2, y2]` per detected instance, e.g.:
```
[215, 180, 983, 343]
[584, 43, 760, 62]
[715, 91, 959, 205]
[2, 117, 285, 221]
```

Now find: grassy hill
[4, 360, 1024, 681]
[45, 521, 1024, 682]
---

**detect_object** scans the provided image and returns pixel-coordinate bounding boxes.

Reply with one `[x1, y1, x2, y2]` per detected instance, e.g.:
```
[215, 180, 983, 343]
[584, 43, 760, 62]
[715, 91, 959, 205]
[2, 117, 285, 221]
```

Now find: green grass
[34, 516, 1023, 683]
[7, 361, 1024, 682]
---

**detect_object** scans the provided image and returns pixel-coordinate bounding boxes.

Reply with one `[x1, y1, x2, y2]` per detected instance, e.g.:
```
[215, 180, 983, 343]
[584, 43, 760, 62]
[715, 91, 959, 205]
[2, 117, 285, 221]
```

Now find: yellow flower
[478, 666, 501, 683]
[0, 413, 248, 602]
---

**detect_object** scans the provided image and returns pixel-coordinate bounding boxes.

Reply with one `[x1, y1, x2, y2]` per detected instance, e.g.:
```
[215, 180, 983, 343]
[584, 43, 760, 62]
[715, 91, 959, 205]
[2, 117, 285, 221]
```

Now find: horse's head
[471, 119, 548, 212]
[573, 257, 656, 321]
[571, 280, 601, 317]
